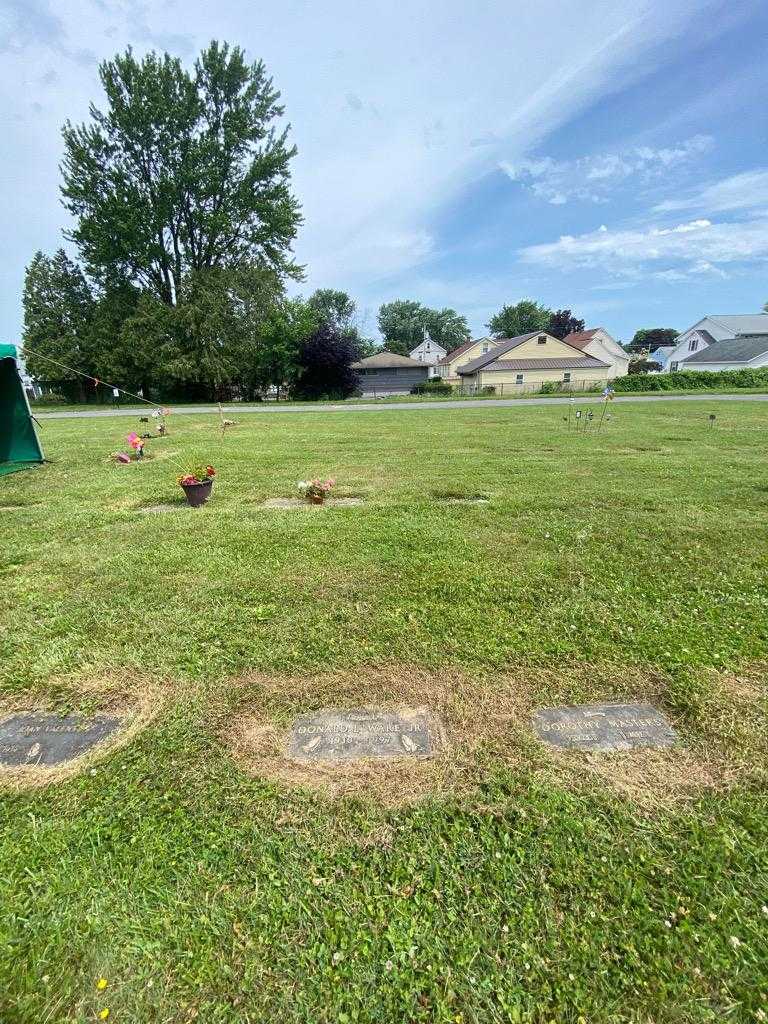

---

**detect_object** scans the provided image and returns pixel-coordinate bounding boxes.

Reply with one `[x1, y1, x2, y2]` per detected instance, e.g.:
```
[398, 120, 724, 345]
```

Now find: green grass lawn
[30, 385, 768, 414]
[1, 401, 767, 1023]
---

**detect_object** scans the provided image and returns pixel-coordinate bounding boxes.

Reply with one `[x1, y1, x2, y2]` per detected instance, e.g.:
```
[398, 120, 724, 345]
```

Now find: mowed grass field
[1, 400, 767, 1023]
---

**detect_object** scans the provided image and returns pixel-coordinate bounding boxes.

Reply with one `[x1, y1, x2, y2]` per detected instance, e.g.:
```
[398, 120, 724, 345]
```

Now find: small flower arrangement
[178, 464, 216, 486]
[127, 432, 145, 458]
[178, 464, 216, 507]
[298, 478, 335, 503]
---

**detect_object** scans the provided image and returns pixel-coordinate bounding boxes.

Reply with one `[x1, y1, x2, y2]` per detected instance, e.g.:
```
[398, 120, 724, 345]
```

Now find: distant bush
[612, 368, 768, 393]
[481, 386, 496, 396]
[411, 379, 453, 396]
[33, 392, 68, 406]
[538, 381, 564, 394]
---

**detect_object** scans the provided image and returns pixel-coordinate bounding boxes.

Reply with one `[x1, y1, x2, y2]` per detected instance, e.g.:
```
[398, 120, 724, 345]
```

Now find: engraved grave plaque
[532, 703, 676, 752]
[288, 708, 433, 762]
[0, 713, 122, 767]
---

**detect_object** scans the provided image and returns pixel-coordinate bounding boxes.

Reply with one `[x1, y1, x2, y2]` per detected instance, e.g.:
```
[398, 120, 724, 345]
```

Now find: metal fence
[361, 379, 604, 400]
[455, 379, 602, 397]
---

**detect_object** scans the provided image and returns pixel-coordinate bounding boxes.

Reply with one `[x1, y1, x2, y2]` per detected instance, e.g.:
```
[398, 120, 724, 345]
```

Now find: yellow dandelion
[97, 979, 108, 991]
[98, 1010, 110, 1020]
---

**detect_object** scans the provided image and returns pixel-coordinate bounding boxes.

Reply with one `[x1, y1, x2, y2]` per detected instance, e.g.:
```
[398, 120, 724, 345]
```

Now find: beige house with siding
[456, 331, 611, 392]
[433, 337, 498, 383]
[563, 328, 629, 378]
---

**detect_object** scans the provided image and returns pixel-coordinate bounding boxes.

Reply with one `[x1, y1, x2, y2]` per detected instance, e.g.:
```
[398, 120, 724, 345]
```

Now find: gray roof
[457, 332, 540, 374]
[682, 334, 768, 365]
[706, 314, 768, 335]
[458, 332, 608, 375]
[351, 350, 425, 369]
[482, 356, 609, 372]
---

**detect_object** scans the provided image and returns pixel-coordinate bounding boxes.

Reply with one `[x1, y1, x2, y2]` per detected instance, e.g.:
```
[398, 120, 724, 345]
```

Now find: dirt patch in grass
[138, 502, 188, 514]
[0, 673, 162, 790]
[221, 662, 768, 806]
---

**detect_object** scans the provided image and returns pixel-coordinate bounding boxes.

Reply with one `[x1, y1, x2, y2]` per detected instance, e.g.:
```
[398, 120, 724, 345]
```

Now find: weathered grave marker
[532, 702, 677, 752]
[288, 708, 434, 762]
[0, 712, 122, 767]
[262, 497, 363, 509]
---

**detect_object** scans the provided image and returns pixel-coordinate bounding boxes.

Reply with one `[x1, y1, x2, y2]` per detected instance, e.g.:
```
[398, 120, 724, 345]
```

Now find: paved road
[35, 392, 768, 419]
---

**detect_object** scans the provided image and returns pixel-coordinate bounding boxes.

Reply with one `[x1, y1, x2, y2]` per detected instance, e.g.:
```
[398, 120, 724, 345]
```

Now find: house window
[426, 343, 431, 351]
[482, 343, 490, 353]
[515, 373, 524, 384]
[688, 337, 698, 351]
[671, 361, 679, 372]
[563, 372, 571, 383]
[537, 335, 547, 345]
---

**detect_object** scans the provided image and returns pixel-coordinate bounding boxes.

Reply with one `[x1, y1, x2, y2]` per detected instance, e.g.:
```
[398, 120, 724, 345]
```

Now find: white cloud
[519, 215, 768, 280]
[500, 135, 712, 205]
[654, 168, 768, 213]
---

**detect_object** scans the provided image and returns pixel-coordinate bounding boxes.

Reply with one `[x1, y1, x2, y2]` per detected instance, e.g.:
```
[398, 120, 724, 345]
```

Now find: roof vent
[537, 335, 547, 344]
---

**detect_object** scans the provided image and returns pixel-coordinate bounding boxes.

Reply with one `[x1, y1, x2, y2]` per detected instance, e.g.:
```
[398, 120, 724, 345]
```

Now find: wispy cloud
[500, 135, 713, 205]
[519, 215, 768, 280]
[0, 0, 96, 64]
[654, 168, 768, 213]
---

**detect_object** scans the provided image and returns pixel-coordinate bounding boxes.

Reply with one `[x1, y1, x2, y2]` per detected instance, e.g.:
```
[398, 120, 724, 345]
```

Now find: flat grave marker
[262, 497, 364, 509]
[532, 702, 677, 753]
[139, 503, 185, 514]
[440, 495, 490, 505]
[288, 708, 434, 762]
[0, 712, 122, 768]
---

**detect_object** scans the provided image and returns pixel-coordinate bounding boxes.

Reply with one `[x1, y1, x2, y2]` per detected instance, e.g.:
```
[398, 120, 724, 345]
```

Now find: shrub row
[611, 367, 768, 392]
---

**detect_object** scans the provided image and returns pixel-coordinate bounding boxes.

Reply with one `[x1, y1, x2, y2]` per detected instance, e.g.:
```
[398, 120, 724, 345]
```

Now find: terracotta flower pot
[310, 494, 324, 505]
[180, 479, 213, 508]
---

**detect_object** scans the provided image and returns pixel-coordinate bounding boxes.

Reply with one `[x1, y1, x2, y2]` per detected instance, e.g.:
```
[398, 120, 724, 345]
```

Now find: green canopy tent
[0, 343, 44, 475]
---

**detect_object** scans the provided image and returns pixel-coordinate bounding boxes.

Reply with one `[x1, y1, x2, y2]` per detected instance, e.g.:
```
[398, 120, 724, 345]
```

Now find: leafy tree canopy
[378, 300, 468, 355]
[61, 41, 302, 304]
[628, 328, 678, 353]
[548, 309, 585, 340]
[487, 300, 551, 338]
[307, 289, 356, 333]
[292, 322, 362, 400]
[22, 249, 95, 381]
[251, 297, 317, 394]
[628, 357, 662, 374]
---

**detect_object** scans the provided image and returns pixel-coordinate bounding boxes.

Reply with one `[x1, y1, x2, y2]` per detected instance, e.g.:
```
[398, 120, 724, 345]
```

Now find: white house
[659, 314, 768, 372]
[562, 328, 629, 378]
[680, 334, 768, 372]
[409, 334, 447, 375]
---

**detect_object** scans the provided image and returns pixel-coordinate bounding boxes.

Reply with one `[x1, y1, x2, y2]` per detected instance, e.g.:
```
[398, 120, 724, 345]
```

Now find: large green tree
[22, 250, 96, 387]
[378, 300, 468, 355]
[117, 265, 282, 396]
[307, 289, 356, 333]
[251, 297, 317, 396]
[60, 41, 302, 303]
[486, 300, 551, 339]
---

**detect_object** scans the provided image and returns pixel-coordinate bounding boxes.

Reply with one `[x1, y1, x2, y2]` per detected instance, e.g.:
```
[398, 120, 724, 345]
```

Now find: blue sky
[1, 0, 767, 345]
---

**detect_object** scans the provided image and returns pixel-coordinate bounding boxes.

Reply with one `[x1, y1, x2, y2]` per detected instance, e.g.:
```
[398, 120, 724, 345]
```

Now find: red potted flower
[178, 464, 216, 507]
